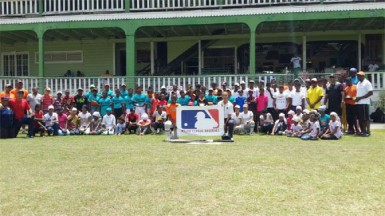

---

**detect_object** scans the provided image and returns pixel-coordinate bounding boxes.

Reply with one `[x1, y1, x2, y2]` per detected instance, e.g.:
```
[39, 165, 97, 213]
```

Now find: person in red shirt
[8, 90, 34, 138]
[42, 87, 54, 114]
[62, 90, 75, 114]
[33, 104, 46, 137]
[125, 108, 139, 134]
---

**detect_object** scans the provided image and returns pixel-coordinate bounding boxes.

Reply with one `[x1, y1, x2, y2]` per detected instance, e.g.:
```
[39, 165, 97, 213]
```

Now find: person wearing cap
[0, 84, 15, 104]
[56, 107, 69, 136]
[344, 77, 358, 134]
[111, 89, 125, 119]
[10, 80, 28, 99]
[137, 113, 152, 135]
[8, 90, 34, 138]
[43, 105, 59, 136]
[160, 86, 170, 101]
[26, 87, 42, 114]
[98, 91, 112, 116]
[231, 105, 242, 134]
[103, 84, 114, 97]
[318, 105, 330, 137]
[206, 88, 218, 105]
[258, 79, 265, 89]
[152, 105, 167, 134]
[53, 91, 63, 111]
[321, 112, 343, 140]
[349, 68, 359, 85]
[271, 113, 287, 135]
[235, 90, 246, 112]
[62, 90, 75, 114]
[101, 107, 116, 135]
[355, 71, 373, 136]
[286, 110, 295, 131]
[273, 85, 291, 119]
[74, 88, 89, 112]
[67, 108, 80, 135]
[286, 116, 302, 138]
[324, 74, 345, 116]
[0, 97, 15, 139]
[114, 117, 126, 135]
[290, 81, 305, 111]
[218, 92, 235, 140]
[239, 104, 255, 135]
[85, 111, 102, 135]
[300, 112, 320, 140]
[41, 87, 54, 114]
[210, 83, 218, 95]
[88, 89, 100, 115]
[125, 108, 139, 134]
[86, 84, 96, 100]
[177, 90, 191, 106]
[259, 109, 274, 135]
[119, 84, 129, 98]
[231, 83, 240, 98]
[32, 104, 45, 137]
[78, 105, 92, 134]
[294, 106, 303, 119]
[306, 78, 324, 110]
[132, 87, 148, 117]
[246, 80, 259, 98]
[239, 81, 246, 91]
[221, 82, 227, 90]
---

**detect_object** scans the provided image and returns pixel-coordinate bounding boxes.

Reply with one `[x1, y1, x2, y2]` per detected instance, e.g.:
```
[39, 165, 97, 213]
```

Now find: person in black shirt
[74, 88, 89, 111]
[325, 74, 345, 116]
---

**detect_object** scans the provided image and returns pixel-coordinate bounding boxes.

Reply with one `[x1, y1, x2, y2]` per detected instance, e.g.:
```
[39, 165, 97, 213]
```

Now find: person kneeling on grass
[238, 104, 255, 135]
[43, 105, 59, 136]
[115, 117, 126, 135]
[259, 109, 274, 135]
[300, 113, 320, 140]
[152, 105, 167, 134]
[85, 111, 102, 135]
[102, 108, 115, 135]
[137, 113, 152, 136]
[67, 108, 80, 135]
[271, 113, 287, 135]
[286, 116, 302, 137]
[321, 112, 343, 140]
[125, 108, 139, 134]
[33, 104, 45, 137]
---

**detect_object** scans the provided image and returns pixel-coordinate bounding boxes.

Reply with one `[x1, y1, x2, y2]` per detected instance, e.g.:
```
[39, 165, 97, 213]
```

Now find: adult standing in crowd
[218, 92, 235, 140]
[42, 87, 54, 114]
[74, 88, 89, 111]
[306, 78, 324, 111]
[290, 81, 306, 111]
[349, 68, 359, 85]
[0, 97, 15, 139]
[355, 71, 373, 136]
[10, 80, 28, 99]
[344, 77, 358, 134]
[324, 74, 345, 116]
[0, 84, 14, 102]
[8, 90, 34, 138]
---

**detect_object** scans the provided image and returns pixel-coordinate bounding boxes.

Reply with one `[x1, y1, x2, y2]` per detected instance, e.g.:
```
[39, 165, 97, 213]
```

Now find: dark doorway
[115, 43, 126, 76]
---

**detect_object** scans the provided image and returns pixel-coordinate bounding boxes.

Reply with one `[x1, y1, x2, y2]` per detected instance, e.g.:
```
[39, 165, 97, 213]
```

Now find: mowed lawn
[1, 130, 385, 215]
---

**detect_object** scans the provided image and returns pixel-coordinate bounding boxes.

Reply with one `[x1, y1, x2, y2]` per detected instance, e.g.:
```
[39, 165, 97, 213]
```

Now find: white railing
[0, 74, 294, 94]
[43, 0, 124, 14]
[0, 0, 38, 16]
[130, 0, 218, 10]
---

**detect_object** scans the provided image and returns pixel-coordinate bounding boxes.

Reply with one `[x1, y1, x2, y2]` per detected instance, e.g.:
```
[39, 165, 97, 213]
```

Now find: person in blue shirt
[0, 97, 15, 139]
[177, 90, 191, 106]
[111, 89, 124, 119]
[235, 90, 246, 112]
[124, 88, 134, 114]
[98, 91, 112, 116]
[318, 105, 330, 137]
[132, 87, 148, 117]
[86, 84, 96, 100]
[88, 89, 100, 114]
[349, 68, 359, 85]
[120, 84, 129, 98]
[227, 89, 236, 104]
[206, 88, 218, 105]
[104, 84, 114, 97]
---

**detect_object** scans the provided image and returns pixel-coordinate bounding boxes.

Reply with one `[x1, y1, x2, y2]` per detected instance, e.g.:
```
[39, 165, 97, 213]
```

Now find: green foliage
[374, 91, 385, 111]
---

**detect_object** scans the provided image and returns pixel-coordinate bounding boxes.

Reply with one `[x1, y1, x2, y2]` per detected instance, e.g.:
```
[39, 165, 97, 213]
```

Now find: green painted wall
[167, 40, 196, 64]
[0, 41, 38, 76]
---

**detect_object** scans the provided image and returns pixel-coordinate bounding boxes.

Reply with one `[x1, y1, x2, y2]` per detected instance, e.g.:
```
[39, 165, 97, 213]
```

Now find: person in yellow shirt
[306, 78, 324, 110]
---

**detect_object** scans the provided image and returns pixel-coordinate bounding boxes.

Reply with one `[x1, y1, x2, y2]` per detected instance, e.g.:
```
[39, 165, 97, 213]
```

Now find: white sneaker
[21, 129, 26, 134]
[157, 128, 160, 134]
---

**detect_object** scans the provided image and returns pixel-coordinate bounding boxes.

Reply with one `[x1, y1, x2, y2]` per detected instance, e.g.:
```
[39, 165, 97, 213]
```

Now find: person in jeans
[8, 90, 34, 138]
[43, 105, 59, 136]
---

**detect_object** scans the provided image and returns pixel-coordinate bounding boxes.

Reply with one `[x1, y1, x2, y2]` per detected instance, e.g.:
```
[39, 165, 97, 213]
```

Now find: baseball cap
[318, 105, 327, 112]
[288, 110, 295, 116]
[208, 88, 213, 91]
[72, 108, 78, 112]
[311, 78, 317, 83]
[106, 107, 112, 112]
[279, 113, 285, 118]
[141, 113, 148, 120]
[1, 96, 10, 101]
[305, 79, 311, 83]
[243, 104, 248, 108]
[56, 106, 63, 111]
[329, 74, 335, 78]
[93, 112, 101, 118]
[221, 82, 227, 86]
[234, 83, 240, 86]
[292, 116, 300, 123]
[240, 81, 246, 85]
[82, 105, 88, 110]
[161, 85, 166, 89]
[121, 84, 126, 87]
[350, 68, 358, 73]
[296, 106, 302, 110]
[78, 88, 83, 91]
[48, 105, 54, 110]
[303, 109, 310, 114]
[45, 87, 51, 91]
[330, 112, 338, 118]
[89, 84, 95, 88]
[65, 90, 70, 93]
[357, 71, 365, 76]
[17, 79, 23, 83]
[235, 105, 240, 109]
[249, 80, 255, 83]
[104, 83, 110, 87]
[259, 79, 265, 83]
[5, 83, 12, 88]
[57, 91, 62, 95]
[130, 108, 135, 112]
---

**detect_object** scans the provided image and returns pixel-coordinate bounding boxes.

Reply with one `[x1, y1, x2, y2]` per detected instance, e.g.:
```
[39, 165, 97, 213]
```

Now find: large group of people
[0, 67, 374, 141]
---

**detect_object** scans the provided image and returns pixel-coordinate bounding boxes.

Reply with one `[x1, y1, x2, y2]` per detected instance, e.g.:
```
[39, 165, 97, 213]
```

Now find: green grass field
[1, 130, 385, 215]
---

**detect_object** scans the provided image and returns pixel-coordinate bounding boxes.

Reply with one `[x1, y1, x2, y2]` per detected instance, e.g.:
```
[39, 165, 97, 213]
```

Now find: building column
[38, 33, 45, 90]
[150, 41, 155, 75]
[302, 35, 307, 72]
[126, 34, 136, 88]
[249, 30, 256, 77]
[382, 33, 385, 65]
[125, 0, 130, 12]
[358, 33, 362, 71]
[198, 40, 202, 75]
[38, 0, 43, 16]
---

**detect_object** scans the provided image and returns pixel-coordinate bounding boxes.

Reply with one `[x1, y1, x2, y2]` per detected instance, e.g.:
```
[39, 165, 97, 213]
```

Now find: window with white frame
[2, 52, 29, 76]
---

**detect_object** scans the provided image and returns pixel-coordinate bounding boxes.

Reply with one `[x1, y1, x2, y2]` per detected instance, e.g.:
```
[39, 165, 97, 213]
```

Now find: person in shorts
[355, 71, 373, 136]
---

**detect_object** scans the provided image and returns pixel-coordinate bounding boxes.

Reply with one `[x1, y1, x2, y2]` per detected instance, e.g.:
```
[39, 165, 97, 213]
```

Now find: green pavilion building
[0, 0, 384, 95]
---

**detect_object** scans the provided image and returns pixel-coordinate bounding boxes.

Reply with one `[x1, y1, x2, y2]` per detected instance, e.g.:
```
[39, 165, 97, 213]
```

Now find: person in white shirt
[290, 55, 302, 78]
[43, 105, 59, 136]
[231, 83, 240, 98]
[239, 104, 254, 135]
[355, 71, 374, 136]
[273, 85, 290, 117]
[368, 60, 379, 72]
[27, 87, 43, 112]
[300, 113, 320, 140]
[245, 80, 259, 98]
[102, 108, 116, 135]
[259, 110, 274, 134]
[232, 105, 242, 134]
[286, 116, 302, 137]
[290, 82, 305, 111]
[218, 92, 235, 140]
[321, 112, 342, 140]
[271, 113, 287, 135]
[152, 105, 167, 134]
[78, 105, 92, 134]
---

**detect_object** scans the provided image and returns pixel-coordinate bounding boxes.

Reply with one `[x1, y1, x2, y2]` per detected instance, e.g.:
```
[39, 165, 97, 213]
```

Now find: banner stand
[168, 139, 234, 144]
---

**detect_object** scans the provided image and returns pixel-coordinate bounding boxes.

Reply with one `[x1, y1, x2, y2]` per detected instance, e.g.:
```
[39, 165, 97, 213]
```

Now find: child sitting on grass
[67, 108, 80, 135]
[271, 113, 287, 135]
[300, 113, 320, 140]
[85, 112, 102, 135]
[102, 108, 115, 135]
[137, 114, 152, 136]
[115, 117, 126, 135]
[33, 104, 45, 137]
[286, 116, 302, 137]
[321, 112, 343, 140]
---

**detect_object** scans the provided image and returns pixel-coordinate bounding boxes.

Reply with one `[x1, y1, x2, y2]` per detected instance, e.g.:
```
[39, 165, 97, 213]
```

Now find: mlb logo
[181, 109, 220, 130]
